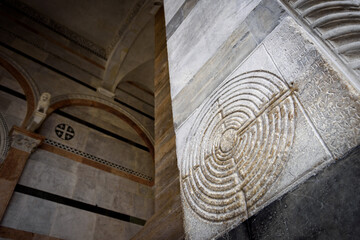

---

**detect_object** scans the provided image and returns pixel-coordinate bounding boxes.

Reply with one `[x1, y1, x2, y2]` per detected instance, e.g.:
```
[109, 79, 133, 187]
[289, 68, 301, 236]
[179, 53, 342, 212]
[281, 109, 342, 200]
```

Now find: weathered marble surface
[282, 0, 360, 85]
[264, 17, 360, 158]
[176, 16, 360, 239]
[171, 0, 287, 130]
[163, 0, 185, 25]
[1, 193, 143, 240]
[167, 0, 261, 99]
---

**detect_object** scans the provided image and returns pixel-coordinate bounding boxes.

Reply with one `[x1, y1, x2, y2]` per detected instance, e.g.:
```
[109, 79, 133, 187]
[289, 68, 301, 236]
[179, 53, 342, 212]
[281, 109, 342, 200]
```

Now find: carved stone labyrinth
[181, 70, 296, 222]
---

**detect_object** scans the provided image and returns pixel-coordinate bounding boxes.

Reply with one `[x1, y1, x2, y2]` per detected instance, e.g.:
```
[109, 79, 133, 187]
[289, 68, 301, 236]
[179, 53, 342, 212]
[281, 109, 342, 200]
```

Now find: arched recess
[102, 0, 154, 92]
[46, 94, 154, 159]
[0, 51, 40, 127]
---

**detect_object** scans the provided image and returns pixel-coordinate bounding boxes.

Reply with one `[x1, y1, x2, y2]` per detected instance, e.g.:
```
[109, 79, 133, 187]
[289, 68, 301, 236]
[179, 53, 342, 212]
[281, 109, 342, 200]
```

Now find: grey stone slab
[118, 79, 154, 106]
[123, 222, 143, 240]
[44, 54, 99, 86]
[167, 0, 261, 99]
[29, 149, 79, 174]
[93, 215, 126, 240]
[11, 38, 49, 62]
[0, 28, 16, 46]
[165, 0, 200, 40]
[112, 190, 135, 217]
[245, 0, 287, 44]
[164, 0, 186, 25]
[3, 114, 22, 130]
[0, 72, 25, 94]
[84, 130, 152, 175]
[0, 192, 28, 229]
[4, 95, 27, 121]
[40, 40, 103, 79]
[85, 130, 134, 168]
[50, 204, 96, 240]
[115, 88, 154, 117]
[172, 22, 257, 129]
[264, 17, 360, 158]
[72, 163, 98, 204]
[132, 194, 154, 220]
[16, 195, 57, 236]
[30, 65, 93, 98]
[61, 106, 145, 146]
[94, 172, 118, 210]
[137, 185, 154, 198]
[0, 45, 16, 58]
[0, 94, 11, 113]
[19, 156, 78, 199]
[2, 193, 57, 237]
[134, 156, 154, 178]
[67, 40, 106, 66]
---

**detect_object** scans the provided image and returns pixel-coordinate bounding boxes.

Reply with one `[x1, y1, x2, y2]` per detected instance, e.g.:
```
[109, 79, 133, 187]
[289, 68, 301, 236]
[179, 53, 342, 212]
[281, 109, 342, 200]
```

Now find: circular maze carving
[181, 70, 296, 222]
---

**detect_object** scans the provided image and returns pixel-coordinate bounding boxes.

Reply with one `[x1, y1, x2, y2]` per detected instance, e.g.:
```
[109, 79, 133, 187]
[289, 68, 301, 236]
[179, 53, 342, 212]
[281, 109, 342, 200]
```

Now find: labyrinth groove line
[181, 70, 296, 222]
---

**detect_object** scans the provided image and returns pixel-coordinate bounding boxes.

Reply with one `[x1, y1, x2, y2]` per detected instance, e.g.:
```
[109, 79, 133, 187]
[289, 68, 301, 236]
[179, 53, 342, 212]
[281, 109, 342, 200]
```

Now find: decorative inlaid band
[181, 70, 296, 222]
[44, 138, 153, 182]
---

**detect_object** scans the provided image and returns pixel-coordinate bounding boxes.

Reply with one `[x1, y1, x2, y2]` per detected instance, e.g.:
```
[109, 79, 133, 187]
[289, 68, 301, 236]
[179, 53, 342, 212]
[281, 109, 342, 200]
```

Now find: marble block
[176, 16, 359, 239]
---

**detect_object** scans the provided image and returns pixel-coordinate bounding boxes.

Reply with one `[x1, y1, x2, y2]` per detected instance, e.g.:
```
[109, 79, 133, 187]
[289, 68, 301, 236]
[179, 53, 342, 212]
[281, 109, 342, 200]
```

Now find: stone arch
[46, 93, 154, 159]
[102, 0, 154, 92]
[0, 51, 40, 127]
[0, 112, 10, 163]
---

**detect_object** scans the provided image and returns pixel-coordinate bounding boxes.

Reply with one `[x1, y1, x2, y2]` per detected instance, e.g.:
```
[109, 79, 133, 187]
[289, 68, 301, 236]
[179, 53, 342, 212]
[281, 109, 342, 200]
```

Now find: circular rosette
[181, 70, 296, 222]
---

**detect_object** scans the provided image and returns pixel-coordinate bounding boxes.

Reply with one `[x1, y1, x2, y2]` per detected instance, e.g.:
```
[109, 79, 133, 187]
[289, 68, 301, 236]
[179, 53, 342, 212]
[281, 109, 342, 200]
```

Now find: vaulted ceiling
[3, 0, 160, 95]
[22, 0, 138, 56]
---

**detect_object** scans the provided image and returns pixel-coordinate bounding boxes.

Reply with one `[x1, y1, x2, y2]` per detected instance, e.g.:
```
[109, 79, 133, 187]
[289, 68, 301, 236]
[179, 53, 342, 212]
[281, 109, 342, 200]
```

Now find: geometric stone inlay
[181, 70, 296, 222]
[55, 123, 75, 140]
[44, 138, 153, 182]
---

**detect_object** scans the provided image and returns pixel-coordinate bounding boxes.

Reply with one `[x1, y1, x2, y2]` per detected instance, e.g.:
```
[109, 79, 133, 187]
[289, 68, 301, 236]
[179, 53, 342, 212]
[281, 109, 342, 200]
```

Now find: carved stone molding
[0, 51, 40, 104]
[0, 51, 41, 127]
[0, 113, 10, 163]
[284, 0, 360, 80]
[181, 70, 296, 222]
[9, 127, 43, 153]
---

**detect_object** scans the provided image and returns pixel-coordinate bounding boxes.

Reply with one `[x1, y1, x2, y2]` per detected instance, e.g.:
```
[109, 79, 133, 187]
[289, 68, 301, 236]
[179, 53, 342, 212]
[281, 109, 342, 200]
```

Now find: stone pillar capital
[9, 126, 45, 153]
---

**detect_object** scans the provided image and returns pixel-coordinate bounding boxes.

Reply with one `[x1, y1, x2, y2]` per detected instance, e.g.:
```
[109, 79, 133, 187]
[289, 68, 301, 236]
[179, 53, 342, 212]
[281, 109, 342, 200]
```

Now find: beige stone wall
[0, 3, 156, 239]
[132, 7, 184, 240]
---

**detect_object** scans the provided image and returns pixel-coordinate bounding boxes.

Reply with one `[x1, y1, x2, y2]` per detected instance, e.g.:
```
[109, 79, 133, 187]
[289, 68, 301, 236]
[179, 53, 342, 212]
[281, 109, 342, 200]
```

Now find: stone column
[0, 126, 44, 221]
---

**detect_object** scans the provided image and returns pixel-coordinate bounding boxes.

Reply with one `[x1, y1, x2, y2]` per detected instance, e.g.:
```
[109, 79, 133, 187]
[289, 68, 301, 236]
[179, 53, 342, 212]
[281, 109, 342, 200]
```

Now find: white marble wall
[164, 0, 360, 239]
[1, 193, 142, 240]
[165, 0, 261, 99]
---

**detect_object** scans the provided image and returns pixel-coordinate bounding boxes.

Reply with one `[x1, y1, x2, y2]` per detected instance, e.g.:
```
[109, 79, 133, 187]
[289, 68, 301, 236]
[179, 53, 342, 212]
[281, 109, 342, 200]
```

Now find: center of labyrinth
[181, 70, 296, 223]
[219, 129, 237, 153]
